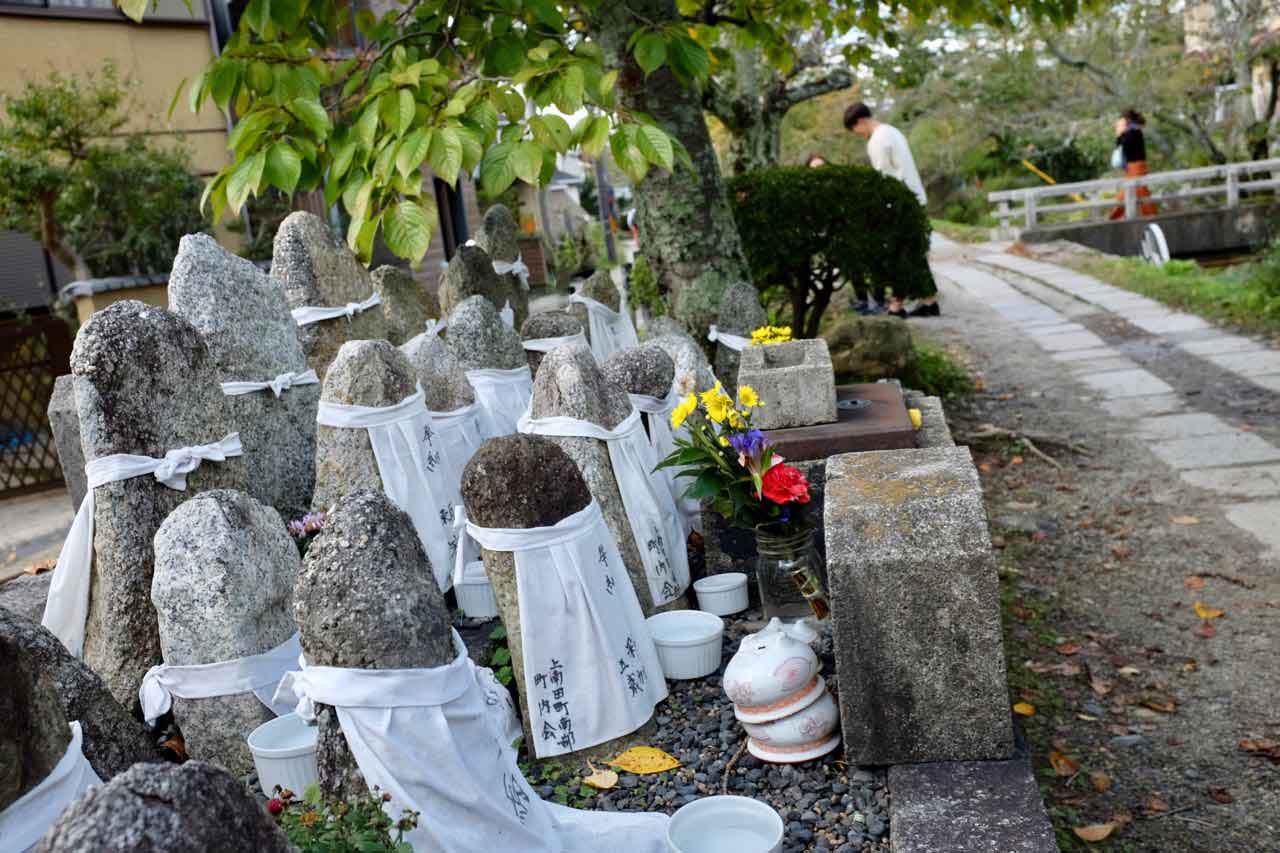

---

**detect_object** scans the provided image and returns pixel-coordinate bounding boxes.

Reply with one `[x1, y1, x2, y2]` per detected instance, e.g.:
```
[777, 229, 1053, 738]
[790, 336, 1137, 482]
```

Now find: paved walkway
[932, 238, 1280, 556]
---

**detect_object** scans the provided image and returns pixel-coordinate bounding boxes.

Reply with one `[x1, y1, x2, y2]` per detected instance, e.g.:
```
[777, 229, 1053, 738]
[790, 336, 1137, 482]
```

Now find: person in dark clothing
[1110, 109, 1157, 219]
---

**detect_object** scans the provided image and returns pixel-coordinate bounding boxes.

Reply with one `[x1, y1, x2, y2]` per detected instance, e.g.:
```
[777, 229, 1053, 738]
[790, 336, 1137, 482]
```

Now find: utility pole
[592, 153, 618, 266]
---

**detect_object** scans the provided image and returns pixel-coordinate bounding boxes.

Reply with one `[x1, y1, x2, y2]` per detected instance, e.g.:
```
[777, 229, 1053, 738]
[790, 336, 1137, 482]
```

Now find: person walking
[843, 102, 939, 318]
[1110, 109, 1158, 220]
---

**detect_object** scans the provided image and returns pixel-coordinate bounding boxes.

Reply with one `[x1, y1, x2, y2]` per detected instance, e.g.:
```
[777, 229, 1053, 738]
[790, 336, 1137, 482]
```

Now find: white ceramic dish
[646, 610, 724, 680]
[693, 572, 749, 616]
[455, 560, 498, 619]
[741, 690, 840, 760]
[247, 713, 319, 797]
[667, 795, 784, 853]
[747, 731, 841, 764]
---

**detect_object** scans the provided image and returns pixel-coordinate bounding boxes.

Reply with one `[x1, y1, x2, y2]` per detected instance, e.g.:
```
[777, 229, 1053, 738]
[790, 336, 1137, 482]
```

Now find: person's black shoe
[908, 302, 941, 317]
[887, 308, 907, 319]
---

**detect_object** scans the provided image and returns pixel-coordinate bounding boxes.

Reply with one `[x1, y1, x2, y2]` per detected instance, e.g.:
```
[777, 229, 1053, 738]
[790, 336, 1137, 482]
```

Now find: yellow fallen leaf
[1193, 602, 1224, 620]
[1012, 702, 1036, 717]
[1073, 823, 1117, 842]
[909, 408, 922, 430]
[1170, 515, 1200, 526]
[608, 746, 681, 775]
[1089, 770, 1112, 792]
[1049, 751, 1079, 777]
[582, 766, 619, 790]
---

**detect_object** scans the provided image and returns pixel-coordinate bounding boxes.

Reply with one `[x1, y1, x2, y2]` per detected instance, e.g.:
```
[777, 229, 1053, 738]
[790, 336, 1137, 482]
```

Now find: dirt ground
[916, 276, 1280, 852]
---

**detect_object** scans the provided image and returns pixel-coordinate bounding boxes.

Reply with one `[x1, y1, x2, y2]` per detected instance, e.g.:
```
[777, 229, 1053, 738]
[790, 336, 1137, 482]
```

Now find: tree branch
[1044, 39, 1118, 96]
[780, 65, 853, 110]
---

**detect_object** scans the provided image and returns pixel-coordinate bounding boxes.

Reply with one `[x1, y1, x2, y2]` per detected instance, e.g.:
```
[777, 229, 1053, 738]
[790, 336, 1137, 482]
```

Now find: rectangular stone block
[1181, 464, 1280, 499]
[905, 394, 953, 449]
[737, 339, 837, 430]
[825, 447, 1013, 764]
[1079, 368, 1175, 399]
[47, 374, 86, 511]
[1148, 432, 1280, 470]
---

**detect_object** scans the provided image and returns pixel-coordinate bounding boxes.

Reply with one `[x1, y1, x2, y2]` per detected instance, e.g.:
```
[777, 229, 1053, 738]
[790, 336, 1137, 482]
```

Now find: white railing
[988, 158, 1280, 231]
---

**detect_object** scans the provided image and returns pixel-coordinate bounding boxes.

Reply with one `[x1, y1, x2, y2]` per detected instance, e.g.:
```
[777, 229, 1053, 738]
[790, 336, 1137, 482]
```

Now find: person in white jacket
[843, 101, 939, 318]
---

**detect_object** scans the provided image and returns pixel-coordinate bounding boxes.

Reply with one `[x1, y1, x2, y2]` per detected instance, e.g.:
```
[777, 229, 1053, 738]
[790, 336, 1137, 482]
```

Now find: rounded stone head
[475, 204, 520, 262]
[579, 270, 620, 311]
[399, 332, 475, 411]
[321, 340, 417, 406]
[601, 344, 675, 398]
[461, 435, 591, 529]
[529, 342, 632, 428]
[445, 295, 527, 371]
[521, 310, 582, 341]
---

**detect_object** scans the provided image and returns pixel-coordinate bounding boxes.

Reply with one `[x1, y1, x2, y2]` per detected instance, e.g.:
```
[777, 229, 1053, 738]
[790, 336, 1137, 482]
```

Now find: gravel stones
[400, 330, 475, 411]
[71, 300, 247, 710]
[168, 233, 318, 520]
[437, 244, 508, 322]
[48, 374, 86, 510]
[371, 264, 438, 346]
[151, 489, 299, 776]
[445, 294, 527, 371]
[272, 211, 387, 377]
[0, 609, 159, 781]
[0, 623, 71, 810]
[36, 761, 292, 853]
[312, 340, 417, 512]
[601, 345, 675, 398]
[713, 281, 767, 388]
[473, 204, 530, 327]
[521, 310, 583, 377]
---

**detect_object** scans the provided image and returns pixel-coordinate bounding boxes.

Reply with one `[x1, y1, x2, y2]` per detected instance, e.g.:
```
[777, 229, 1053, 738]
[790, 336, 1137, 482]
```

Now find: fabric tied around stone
[466, 366, 533, 439]
[220, 368, 319, 399]
[424, 317, 447, 337]
[464, 499, 668, 758]
[291, 292, 382, 327]
[568, 290, 639, 364]
[628, 388, 701, 536]
[273, 630, 668, 853]
[707, 324, 750, 352]
[493, 255, 530, 290]
[518, 408, 690, 607]
[521, 331, 588, 354]
[316, 387, 460, 592]
[41, 433, 243, 657]
[138, 632, 303, 726]
[0, 721, 101, 853]
[500, 300, 516, 329]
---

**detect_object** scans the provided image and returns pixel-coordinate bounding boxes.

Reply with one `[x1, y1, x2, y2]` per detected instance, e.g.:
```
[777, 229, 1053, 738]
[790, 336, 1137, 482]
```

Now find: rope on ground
[721, 739, 748, 795]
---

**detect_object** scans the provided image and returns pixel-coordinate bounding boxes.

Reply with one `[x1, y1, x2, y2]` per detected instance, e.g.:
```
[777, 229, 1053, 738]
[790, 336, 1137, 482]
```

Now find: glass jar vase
[754, 524, 829, 622]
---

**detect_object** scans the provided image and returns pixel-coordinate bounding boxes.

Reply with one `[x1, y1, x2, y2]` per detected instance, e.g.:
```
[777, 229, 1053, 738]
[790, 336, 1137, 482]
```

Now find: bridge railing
[988, 158, 1280, 231]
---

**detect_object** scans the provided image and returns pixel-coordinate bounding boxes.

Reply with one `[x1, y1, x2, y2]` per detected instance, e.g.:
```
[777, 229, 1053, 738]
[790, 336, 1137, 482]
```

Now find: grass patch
[930, 219, 995, 244]
[902, 341, 973, 397]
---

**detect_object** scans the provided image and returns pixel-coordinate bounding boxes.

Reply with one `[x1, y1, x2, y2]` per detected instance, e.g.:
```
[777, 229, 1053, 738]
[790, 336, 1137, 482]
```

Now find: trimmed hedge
[727, 165, 935, 337]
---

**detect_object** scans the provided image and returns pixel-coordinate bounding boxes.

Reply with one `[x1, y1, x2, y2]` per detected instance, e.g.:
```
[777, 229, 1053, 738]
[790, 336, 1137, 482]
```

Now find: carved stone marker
[712, 281, 767, 388]
[737, 339, 838, 430]
[372, 264, 438, 346]
[520, 310, 584, 378]
[437, 244, 509, 324]
[473, 204, 530, 328]
[48, 374, 86, 510]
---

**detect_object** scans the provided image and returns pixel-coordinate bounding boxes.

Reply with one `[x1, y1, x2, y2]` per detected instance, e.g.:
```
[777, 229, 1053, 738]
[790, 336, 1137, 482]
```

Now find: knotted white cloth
[493, 255, 531, 290]
[316, 388, 457, 591]
[628, 388, 701, 536]
[0, 722, 101, 853]
[273, 631, 668, 852]
[220, 369, 319, 398]
[500, 301, 516, 329]
[568, 290, 638, 364]
[138, 633, 303, 726]
[518, 408, 690, 607]
[42, 434, 243, 657]
[291, 292, 382, 327]
[521, 331, 588, 355]
[707, 324, 750, 351]
[466, 366, 533, 439]
[424, 318, 447, 337]
[462, 500, 667, 758]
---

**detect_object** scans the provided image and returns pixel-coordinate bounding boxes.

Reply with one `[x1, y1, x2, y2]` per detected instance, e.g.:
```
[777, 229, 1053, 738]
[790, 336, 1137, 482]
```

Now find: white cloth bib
[518, 408, 690, 607]
[138, 632, 303, 725]
[273, 631, 668, 853]
[493, 255, 531, 290]
[628, 389, 701, 536]
[707, 324, 750, 351]
[568, 292, 638, 363]
[466, 366, 533, 439]
[291, 292, 382, 327]
[0, 721, 101, 853]
[463, 500, 667, 758]
[316, 388, 458, 591]
[522, 331, 588, 356]
[220, 369, 319, 398]
[42, 433, 243, 657]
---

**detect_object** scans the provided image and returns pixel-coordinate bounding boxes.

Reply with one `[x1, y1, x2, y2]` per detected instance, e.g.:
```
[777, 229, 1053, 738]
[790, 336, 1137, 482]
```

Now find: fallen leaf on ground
[1239, 738, 1280, 762]
[1145, 795, 1169, 813]
[1049, 751, 1080, 777]
[1183, 659, 1198, 673]
[979, 462, 993, 474]
[1073, 823, 1117, 842]
[1055, 483, 1078, 493]
[1090, 676, 1113, 697]
[582, 766, 619, 790]
[974, 379, 986, 391]
[1141, 698, 1176, 714]
[1208, 786, 1234, 804]
[1117, 665, 1141, 677]
[1012, 702, 1036, 717]
[24, 559, 54, 576]
[1089, 770, 1113, 792]
[1110, 544, 1133, 560]
[1193, 621, 1218, 639]
[1056, 642, 1082, 656]
[1170, 515, 1200, 526]
[160, 737, 187, 761]
[1193, 602, 1224, 620]
[608, 746, 681, 774]
[1011, 455, 1025, 465]
[1184, 575, 1206, 590]
[1027, 660, 1082, 676]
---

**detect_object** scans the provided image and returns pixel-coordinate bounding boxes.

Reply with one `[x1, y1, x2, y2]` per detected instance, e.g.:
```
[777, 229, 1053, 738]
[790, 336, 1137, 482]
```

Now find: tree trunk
[38, 190, 90, 279]
[588, 0, 750, 321]
[729, 109, 783, 175]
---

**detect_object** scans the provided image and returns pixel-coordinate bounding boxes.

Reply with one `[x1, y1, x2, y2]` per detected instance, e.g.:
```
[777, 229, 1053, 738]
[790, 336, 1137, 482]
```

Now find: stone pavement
[0, 487, 73, 582]
[932, 241, 1280, 556]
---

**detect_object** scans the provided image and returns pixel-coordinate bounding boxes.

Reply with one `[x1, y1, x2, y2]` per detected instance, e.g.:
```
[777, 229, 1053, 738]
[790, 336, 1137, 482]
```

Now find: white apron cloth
[316, 388, 458, 592]
[707, 324, 750, 351]
[568, 292, 638, 364]
[274, 631, 668, 853]
[493, 255, 531, 291]
[462, 500, 667, 758]
[521, 331, 588, 358]
[0, 721, 101, 853]
[291, 292, 382, 327]
[628, 389, 701, 536]
[518, 408, 690, 607]
[41, 434, 243, 657]
[138, 632, 303, 725]
[466, 366, 533, 439]
[220, 368, 319, 398]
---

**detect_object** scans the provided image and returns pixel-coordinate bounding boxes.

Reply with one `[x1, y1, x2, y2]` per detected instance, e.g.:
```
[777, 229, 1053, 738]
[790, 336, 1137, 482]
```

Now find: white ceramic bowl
[455, 560, 498, 619]
[646, 610, 724, 680]
[247, 713, 319, 797]
[693, 573, 749, 616]
[741, 690, 840, 763]
[667, 795, 784, 853]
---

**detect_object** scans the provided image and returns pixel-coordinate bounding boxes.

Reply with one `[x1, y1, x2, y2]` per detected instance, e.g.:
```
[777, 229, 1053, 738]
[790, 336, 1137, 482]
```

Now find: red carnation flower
[761, 464, 810, 505]
[266, 798, 284, 816]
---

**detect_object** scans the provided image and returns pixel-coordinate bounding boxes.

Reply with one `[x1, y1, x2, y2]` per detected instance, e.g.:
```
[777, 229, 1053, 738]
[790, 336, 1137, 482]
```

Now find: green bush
[269, 784, 415, 852]
[727, 165, 934, 338]
[903, 342, 972, 397]
[627, 253, 665, 316]
[553, 231, 580, 281]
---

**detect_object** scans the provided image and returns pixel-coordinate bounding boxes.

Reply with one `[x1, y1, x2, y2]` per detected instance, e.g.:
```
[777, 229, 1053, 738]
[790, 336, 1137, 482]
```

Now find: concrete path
[933, 246, 1280, 557]
[0, 487, 72, 583]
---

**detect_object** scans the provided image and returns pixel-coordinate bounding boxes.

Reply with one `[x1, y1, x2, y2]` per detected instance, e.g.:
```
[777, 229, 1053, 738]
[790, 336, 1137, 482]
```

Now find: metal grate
[0, 315, 71, 497]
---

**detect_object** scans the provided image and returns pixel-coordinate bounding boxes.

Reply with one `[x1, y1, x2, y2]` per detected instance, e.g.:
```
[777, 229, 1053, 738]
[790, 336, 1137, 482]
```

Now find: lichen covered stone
[601, 344, 675, 398]
[372, 265, 438, 346]
[445, 295, 527, 371]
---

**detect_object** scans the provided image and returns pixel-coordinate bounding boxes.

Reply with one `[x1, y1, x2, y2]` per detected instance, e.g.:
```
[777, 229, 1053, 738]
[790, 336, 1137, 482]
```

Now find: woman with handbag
[1110, 109, 1158, 220]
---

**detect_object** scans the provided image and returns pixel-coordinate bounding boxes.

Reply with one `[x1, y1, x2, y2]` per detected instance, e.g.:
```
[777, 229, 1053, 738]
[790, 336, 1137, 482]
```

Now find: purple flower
[728, 429, 768, 458]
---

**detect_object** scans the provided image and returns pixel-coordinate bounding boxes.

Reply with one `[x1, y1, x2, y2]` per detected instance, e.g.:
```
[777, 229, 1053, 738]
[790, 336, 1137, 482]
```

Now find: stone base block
[905, 394, 954, 449]
[737, 339, 837, 430]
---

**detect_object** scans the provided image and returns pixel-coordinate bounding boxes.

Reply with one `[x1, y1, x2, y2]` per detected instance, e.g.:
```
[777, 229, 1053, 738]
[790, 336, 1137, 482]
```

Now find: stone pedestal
[737, 339, 837, 430]
[764, 383, 914, 462]
[825, 446, 1013, 764]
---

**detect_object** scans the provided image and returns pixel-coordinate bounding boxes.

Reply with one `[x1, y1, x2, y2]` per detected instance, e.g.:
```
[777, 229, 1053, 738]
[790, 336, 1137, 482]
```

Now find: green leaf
[353, 104, 379, 149]
[372, 137, 398, 181]
[610, 130, 648, 183]
[247, 61, 273, 94]
[511, 141, 543, 185]
[635, 124, 674, 170]
[395, 128, 431, 179]
[209, 60, 241, 109]
[329, 138, 357, 182]
[187, 69, 207, 113]
[289, 98, 331, 140]
[456, 127, 484, 171]
[486, 35, 527, 77]
[668, 35, 710, 81]
[578, 115, 609, 157]
[344, 174, 373, 221]
[226, 149, 266, 212]
[167, 77, 187, 120]
[491, 647, 511, 665]
[532, 114, 572, 152]
[428, 126, 463, 185]
[397, 88, 415, 137]
[242, 0, 271, 36]
[480, 142, 518, 196]
[597, 69, 619, 106]
[489, 624, 507, 641]
[118, 0, 148, 23]
[634, 32, 667, 75]
[554, 65, 585, 113]
[383, 199, 434, 264]
[265, 142, 301, 193]
[686, 471, 725, 500]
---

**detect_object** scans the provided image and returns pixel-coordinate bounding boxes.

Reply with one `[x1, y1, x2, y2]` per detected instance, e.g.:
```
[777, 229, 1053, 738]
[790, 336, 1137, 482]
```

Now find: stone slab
[765, 384, 915, 461]
[1205, 351, 1280, 377]
[1133, 412, 1239, 441]
[825, 447, 1013, 764]
[1050, 346, 1121, 363]
[1024, 322, 1086, 338]
[1223, 499, 1280, 554]
[1078, 368, 1175, 399]
[1066, 357, 1138, 374]
[1148, 433, 1280, 470]
[1127, 311, 1211, 335]
[1032, 331, 1109, 352]
[1100, 393, 1187, 418]
[1181, 464, 1280, 499]
[1177, 335, 1265, 357]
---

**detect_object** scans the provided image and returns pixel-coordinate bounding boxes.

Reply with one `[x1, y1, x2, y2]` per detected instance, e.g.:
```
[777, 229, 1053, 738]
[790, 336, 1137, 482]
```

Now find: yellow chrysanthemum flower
[738, 385, 762, 408]
[749, 325, 794, 346]
[719, 436, 730, 447]
[670, 393, 698, 430]
[700, 382, 734, 423]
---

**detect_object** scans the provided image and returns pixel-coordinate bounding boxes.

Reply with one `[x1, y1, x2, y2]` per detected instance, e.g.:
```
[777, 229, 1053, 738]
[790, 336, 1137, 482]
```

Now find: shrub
[269, 784, 416, 853]
[727, 165, 934, 338]
[553, 231, 580, 281]
[627, 253, 665, 316]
